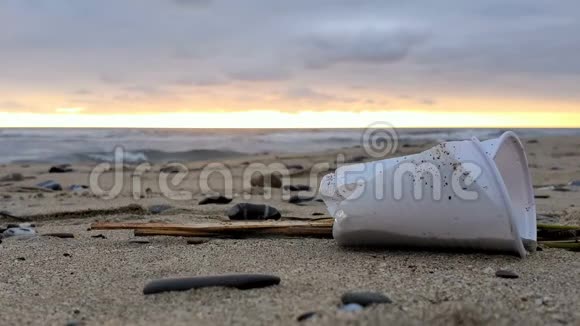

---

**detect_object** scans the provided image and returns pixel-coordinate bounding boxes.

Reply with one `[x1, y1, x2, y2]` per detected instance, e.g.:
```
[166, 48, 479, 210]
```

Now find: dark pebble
[17, 257, 26, 261]
[288, 195, 315, 204]
[37, 180, 63, 191]
[199, 195, 233, 205]
[250, 173, 282, 188]
[282, 184, 311, 192]
[227, 203, 281, 220]
[341, 291, 392, 307]
[49, 164, 73, 173]
[186, 238, 210, 245]
[65, 321, 84, 326]
[495, 270, 519, 279]
[348, 155, 366, 163]
[296, 311, 319, 322]
[534, 195, 550, 199]
[43, 233, 75, 239]
[91, 234, 107, 239]
[143, 274, 280, 295]
[148, 204, 173, 214]
[63, 253, 71, 257]
[160, 165, 186, 174]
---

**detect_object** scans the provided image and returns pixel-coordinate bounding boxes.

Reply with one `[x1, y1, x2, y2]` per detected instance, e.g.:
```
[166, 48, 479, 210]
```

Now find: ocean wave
[73, 149, 244, 164]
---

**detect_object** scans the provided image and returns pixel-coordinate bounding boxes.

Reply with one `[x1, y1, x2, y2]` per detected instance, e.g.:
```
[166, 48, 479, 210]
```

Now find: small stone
[198, 195, 233, 205]
[63, 253, 71, 257]
[296, 311, 319, 322]
[339, 303, 364, 313]
[148, 204, 173, 214]
[227, 203, 281, 220]
[17, 257, 26, 261]
[143, 274, 280, 295]
[3, 227, 36, 238]
[0, 173, 24, 182]
[288, 195, 315, 204]
[286, 164, 304, 170]
[282, 184, 311, 192]
[49, 164, 73, 173]
[43, 233, 75, 239]
[186, 238, 210, 245]
[534, 194, 550, 199]
[341, 291, 392, 307]
[250, 172, 282, 188]
[37, 180, 63, 191]
[65, 321, 84, 326]
[91, 234, 107, 239]
[348, 155, 366, 163]
[495, 269, 519, 279]
[160, 165, 187, 174]
[69, 185, 89, 191]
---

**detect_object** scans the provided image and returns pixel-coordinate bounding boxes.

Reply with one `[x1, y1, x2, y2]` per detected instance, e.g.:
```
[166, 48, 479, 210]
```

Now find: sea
[0, 128, 578, 164]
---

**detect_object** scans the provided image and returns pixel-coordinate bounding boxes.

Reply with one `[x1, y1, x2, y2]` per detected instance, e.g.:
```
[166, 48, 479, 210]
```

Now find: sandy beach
[1, 135, 579, 325]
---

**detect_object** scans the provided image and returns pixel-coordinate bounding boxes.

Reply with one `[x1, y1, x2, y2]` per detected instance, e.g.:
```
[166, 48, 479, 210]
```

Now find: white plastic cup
[319, 131, 536, 257]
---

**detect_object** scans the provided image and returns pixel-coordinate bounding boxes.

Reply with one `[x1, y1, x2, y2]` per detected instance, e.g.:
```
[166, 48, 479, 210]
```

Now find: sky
[1, 0, 580, 128]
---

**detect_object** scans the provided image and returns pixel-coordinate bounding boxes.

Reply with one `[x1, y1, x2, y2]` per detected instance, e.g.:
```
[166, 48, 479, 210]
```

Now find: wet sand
[1, 135, 579, 325]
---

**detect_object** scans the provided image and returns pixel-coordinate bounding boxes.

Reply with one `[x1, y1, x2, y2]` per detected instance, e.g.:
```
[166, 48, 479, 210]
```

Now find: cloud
[73, 89, 92, 95]
[298, 23, 428, 69]
[419, 98, 436, 106]
[227, 65, 291, 82]
[284, 87, 335, 101]
[173, 76, 226, 87]
[99, 73, 125, 84]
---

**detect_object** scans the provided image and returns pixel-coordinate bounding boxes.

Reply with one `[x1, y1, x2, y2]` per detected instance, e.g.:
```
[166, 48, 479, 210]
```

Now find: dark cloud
[300, 26, 428, 69]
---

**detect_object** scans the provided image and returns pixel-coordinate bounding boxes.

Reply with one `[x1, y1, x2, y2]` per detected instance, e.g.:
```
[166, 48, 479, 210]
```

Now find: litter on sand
[319, 131, 537, 257]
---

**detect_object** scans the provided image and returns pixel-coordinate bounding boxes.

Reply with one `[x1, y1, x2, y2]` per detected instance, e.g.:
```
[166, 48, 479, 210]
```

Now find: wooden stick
[537, 224, 580, 231]
[91, 220, 334, 239]
[540, 241, 580, 251]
